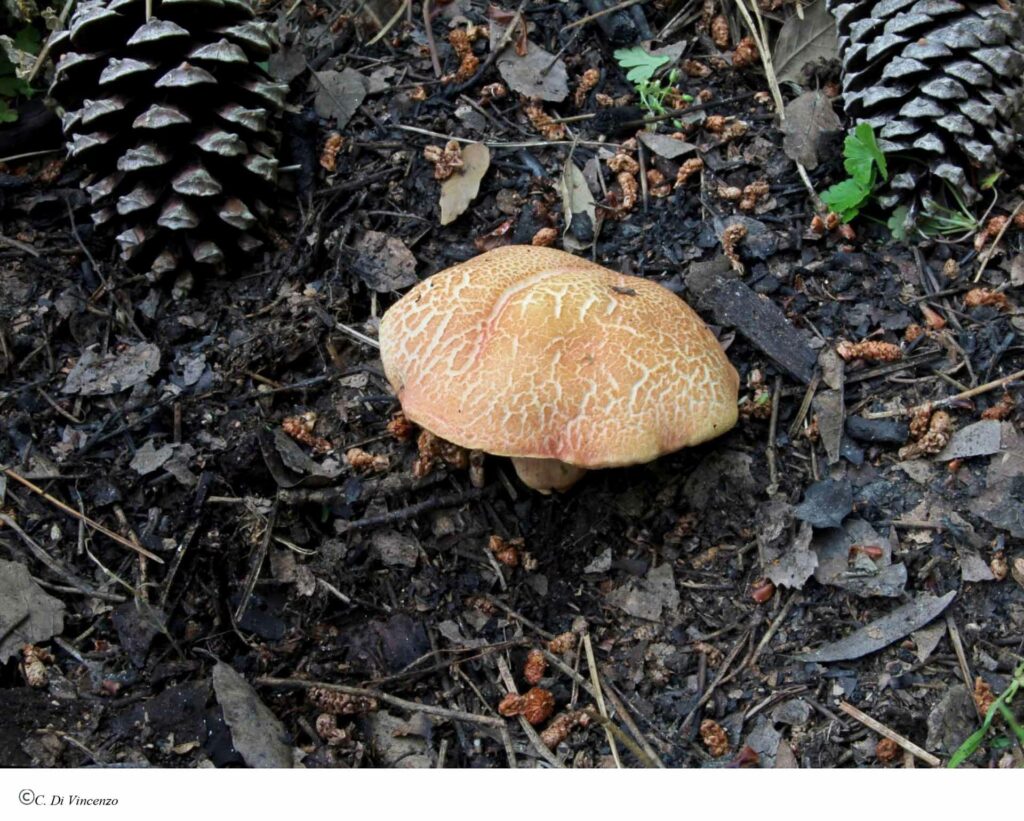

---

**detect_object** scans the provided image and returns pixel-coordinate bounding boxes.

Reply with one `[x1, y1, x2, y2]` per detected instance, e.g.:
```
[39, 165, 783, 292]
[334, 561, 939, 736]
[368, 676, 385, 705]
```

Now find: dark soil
[1, 0, 1023, 769]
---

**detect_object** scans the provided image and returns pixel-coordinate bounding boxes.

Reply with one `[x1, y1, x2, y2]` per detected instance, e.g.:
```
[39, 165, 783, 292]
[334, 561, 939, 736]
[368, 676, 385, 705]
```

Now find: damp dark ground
[1, 1, 1023, 769]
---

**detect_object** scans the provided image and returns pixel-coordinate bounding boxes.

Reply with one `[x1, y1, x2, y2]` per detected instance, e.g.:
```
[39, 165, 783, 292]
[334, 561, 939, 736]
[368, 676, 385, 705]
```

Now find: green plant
[948, 661, 1024, 768]
[613, 46, 692, 123]
[820, 122, 888, 223]
[915, 190, 982, 239]
[0, 24, 42, 123]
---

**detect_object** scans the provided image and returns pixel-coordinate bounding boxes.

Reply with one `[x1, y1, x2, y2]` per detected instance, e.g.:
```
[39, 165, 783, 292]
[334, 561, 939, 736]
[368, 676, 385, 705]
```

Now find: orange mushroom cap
[379, 245, 738, 477]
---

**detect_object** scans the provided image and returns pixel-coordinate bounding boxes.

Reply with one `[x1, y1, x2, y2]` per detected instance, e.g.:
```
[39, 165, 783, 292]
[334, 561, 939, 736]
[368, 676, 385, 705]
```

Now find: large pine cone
[827, 0, 1024, 204]
[48, 0, 287, 282]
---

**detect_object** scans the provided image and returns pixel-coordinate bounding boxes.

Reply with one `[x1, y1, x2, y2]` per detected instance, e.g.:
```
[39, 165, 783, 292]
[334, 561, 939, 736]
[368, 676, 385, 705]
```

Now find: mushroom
[378, 245, 739, 493]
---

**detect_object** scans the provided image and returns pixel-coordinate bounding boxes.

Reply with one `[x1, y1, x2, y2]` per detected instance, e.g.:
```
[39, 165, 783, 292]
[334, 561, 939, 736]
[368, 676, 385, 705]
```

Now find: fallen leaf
[559, 156, 596, 251]
[130, 439, 175, 476]
[212, 662, 293, 768]
[794, 478, 852, 529]
[638, 132, 697, 159]
[440, 142, 490, 225]
[781, 90, 841, 169]
[796, 591, 956, 663]
[934, 419, 1002, 460]
[0, 560, 65, 663]
[812, 517, 907, 598]
[772, 0, 838, 86]
[62, 342, 161, 395]
[352, 231, 418, 292]
[607, 563, 679, 621]
[490, 20, 568, 102]
[312, 68, 368, 130]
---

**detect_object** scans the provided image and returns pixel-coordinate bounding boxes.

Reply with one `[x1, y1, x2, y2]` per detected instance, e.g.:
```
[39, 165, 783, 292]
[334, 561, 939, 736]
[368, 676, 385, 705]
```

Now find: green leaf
[821, 177, 869, 222]
[843, 123, 886, 186]
[888, 205, 909, 241]
[0, 99, 18, 122]
[13, 25, 43, 56]
[613, 47, 671, 85]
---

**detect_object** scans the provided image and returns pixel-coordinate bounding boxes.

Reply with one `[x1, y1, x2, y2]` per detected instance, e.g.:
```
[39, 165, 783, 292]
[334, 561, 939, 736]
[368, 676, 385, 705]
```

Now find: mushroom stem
[511, 457, 587, 494]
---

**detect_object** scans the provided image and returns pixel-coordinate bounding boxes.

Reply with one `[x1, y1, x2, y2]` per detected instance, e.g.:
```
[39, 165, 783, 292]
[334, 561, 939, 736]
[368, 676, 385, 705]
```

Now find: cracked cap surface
[379, 245, 739, 468]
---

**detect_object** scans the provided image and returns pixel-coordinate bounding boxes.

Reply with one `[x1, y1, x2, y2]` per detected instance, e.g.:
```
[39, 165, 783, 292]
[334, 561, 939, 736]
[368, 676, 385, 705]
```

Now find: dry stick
[257, 677, 507, 728]
[562, 0, 644, 31]
[747, 591, 801, 671]
[422, 0, 442, 77]
[945, 613, 981, 720]
[766, 375, 782, 495]
[0, 513, 126, 603]
[583, 633, 622, 768]
[837, 701, 942, 767]
[861, 367, 1024, 420]
[336, 321, 380, 350]
[974, 200, 1024, 282]
[365, 0, 411, 46]
[680, 628, 753, 735]
[1, 466, 161, 562]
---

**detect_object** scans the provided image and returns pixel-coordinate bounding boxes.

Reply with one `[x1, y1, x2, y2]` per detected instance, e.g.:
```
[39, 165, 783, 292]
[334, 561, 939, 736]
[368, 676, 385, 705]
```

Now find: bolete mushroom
[378, 245, 739, 492]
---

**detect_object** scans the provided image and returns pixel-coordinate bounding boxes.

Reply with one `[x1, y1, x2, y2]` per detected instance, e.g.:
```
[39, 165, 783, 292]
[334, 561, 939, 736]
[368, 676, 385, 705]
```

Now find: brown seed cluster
[899, 409, 953, 460]
[523, 99, 566, 139]
[346, 447, 388, 473]
[548, 632, 576, 654]
[710, 14, 730, 48]
[704, 115, 749, 141]
[700, 718, 729, 757]
[974, 215, 1009, 251]
[647, 170, 672, 199]
[875, 737, 900, 764]
[524, 649, 547, 685]
[732, 36, 759, 69]
[675, 157, 704, 187]
[683, 59, 712, 78]
[836, 340, 903, 363]
[531, 226, 558, 247]
[964, 288, 1010, 311]
[387, 411, 416, 442]
[981, 394, 1015, 420]
[739, 179, 770, 212]
[499, 687, 555, 725]
[540, 709, 592, 748]
[445, 28, 481, 84]
[489, 534, 524, 567]
[424, 140, 464, 180]
[320, 132, 344, 172]
[315, 713, 351, 746]
[21, 644, 53, 688]
[574, 67, 600, 108]
[479, 82, 508, 104]
[722, 222, 747, 270]
[308, 687, 379, 715]
[282, 412, 333, 453]
[973, 677, 997, 716]
[990, 551, 1008, 581]
[413, 430, 470, 478]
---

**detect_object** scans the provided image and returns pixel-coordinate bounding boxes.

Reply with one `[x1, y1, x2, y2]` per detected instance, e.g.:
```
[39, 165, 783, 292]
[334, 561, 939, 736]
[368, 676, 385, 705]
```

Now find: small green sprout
[613, 47, 693, 125]
[820, 122, 888, 223]
[948, 661, 1024, 768]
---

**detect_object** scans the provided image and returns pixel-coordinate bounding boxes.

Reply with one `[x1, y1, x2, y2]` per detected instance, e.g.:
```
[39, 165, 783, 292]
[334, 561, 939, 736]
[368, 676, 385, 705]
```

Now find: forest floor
[1, 0, 1023, 769]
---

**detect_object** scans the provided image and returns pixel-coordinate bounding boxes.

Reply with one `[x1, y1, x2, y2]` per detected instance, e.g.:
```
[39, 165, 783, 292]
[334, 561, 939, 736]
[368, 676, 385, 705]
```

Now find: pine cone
[48, 0, 287, 282]
[828, 0, 1024, 204]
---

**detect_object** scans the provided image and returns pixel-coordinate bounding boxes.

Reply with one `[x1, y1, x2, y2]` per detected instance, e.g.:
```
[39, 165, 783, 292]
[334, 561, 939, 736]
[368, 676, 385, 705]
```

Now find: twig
[583, 633, 621, 768]
[336, 487, 486, 533]
[837, 701, 941, 767]
[860, 367, 1024, 419]
[422, 0, 442, 77]
[562, 0, 644, 31]
[766, 375, 782, 495]
[946, 614, 980, 720]
[1, 466, 161, 562]
[365, 0, 410, 46]
[747, 592, 801, 670]
[257, 677, 507, 728]
[0, 513, 126, 603]
[335, 321, 380, 350]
